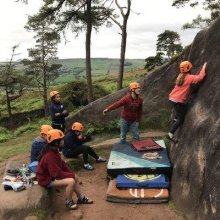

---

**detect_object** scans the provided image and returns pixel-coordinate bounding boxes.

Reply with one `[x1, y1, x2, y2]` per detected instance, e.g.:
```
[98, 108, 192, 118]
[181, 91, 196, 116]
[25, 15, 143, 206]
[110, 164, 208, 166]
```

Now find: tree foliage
[33, 0, 112, 102]
[156, 30, 183, 59]
[172, 0, 220, 29]
[145, 30, 183, 71]
[144, 52, 165, 71]
[0, 45, 29, 123]
[22, 16, 62, 116]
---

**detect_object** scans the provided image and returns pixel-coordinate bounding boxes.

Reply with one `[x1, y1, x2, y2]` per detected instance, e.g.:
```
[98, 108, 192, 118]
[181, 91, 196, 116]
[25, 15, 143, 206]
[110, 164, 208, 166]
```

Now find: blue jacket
[31, 136, 46, 162]
[49, 101, 68, 125]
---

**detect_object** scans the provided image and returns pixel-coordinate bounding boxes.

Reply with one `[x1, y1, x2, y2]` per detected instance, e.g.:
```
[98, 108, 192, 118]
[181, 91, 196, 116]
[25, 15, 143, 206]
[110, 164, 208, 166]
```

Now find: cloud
[0, 0, 208, 61]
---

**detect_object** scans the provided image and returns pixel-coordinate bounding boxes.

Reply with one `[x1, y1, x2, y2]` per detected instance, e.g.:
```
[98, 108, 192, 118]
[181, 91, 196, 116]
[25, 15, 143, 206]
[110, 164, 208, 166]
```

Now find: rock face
[67, 18, 220, 220]
[170, 19, 220, 220]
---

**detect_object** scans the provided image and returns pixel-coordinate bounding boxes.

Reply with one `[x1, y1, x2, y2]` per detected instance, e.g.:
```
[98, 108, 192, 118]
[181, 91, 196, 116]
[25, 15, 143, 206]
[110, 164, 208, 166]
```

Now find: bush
[14, 124, 39, 136]
[58, 81, 109, 112]
[0, 126, 14, 143]
[85, 120, 120, 135]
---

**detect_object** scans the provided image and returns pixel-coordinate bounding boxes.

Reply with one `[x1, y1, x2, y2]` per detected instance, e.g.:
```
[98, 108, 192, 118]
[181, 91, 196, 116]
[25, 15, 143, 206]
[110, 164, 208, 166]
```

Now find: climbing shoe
[65, 199, 77, 210]
[83, 164, 94, 170]
[166, 135, 178, 144]
[96, 157, 106, 163]
[77, 196, 93, 204]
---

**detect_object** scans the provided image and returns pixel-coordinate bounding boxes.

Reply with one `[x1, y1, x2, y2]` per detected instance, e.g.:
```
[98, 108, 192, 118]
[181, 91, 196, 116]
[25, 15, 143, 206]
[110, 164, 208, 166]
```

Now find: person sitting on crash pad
[49, 90, 68, 132]
[167, 61, 207, 143]
[103, 82, 143, 144]
[63, 122, 106, 171]
[30, 124, 53, 162]
[36, 129, 93, 210]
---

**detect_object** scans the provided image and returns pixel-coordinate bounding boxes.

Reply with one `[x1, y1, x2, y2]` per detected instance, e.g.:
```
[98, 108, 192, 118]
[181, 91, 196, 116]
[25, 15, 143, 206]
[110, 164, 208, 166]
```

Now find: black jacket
[49, 101, 68, 125]
[63, 131, 91, 154]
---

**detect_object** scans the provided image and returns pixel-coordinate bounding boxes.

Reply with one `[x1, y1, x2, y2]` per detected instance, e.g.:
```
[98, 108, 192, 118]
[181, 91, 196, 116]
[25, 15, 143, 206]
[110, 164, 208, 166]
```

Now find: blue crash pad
[116, 174, 169, 188]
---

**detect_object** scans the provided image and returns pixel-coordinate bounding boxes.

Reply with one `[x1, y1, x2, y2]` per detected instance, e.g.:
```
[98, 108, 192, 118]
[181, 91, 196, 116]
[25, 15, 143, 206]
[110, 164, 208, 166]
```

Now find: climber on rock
[167, 61, 207, 143]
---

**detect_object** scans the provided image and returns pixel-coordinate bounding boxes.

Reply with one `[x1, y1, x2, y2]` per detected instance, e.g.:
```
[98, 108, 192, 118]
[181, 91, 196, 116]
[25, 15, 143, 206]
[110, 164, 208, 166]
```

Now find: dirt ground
[0, 130, 181, 220]
[49, 163, 179, 220]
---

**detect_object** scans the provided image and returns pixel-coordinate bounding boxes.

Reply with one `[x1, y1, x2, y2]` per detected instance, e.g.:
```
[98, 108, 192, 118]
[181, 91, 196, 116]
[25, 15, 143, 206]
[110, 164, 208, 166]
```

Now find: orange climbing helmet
[46, 129, 64, 143]
[129, 82, 140, 91]
[179, 61, 192, 73]
[50, 91, 59, 98]
[71, 122, 84, 132]
[40, 125, 53, 135]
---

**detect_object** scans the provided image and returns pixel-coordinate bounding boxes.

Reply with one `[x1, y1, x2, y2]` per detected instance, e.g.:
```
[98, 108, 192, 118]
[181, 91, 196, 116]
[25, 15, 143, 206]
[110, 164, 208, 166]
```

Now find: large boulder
[0, 185, 52, 220]
[67, 17, 220, 220]
[170, 18, 220, 220]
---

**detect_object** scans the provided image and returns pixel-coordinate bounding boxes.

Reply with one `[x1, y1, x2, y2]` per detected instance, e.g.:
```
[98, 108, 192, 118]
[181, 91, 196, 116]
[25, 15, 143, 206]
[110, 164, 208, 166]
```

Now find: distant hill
[53, 58, 145, 84]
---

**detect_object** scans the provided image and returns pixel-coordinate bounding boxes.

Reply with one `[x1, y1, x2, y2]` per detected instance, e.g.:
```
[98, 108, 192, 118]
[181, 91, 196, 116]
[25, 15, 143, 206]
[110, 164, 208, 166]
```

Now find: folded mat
[131, 139, 162, 152]
[106, 179, 169, 204]
[116, 174, 169, 188]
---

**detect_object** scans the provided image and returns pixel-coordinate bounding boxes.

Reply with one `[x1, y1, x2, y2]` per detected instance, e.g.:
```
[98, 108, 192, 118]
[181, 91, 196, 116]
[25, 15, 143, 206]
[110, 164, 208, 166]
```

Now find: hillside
[0, 59, 145, 119]
[53, 58, 145, 84]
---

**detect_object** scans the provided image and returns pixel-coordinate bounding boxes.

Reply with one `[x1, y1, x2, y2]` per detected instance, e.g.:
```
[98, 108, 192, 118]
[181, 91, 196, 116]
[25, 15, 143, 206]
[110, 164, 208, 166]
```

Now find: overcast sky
[0, 0, 208, 61]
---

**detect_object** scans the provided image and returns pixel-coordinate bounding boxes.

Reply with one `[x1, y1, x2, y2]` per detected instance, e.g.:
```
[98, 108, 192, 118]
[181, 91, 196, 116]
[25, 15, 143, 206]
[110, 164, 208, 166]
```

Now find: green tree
[34, 0, 111, 103]
[0, 45, 29, 125]
[144, 52, 165, 71]
[22, 16, 62, 117]
[110, 0, 132, 91]
[156, 30, 183, 59]
[172, 0, 220, 29]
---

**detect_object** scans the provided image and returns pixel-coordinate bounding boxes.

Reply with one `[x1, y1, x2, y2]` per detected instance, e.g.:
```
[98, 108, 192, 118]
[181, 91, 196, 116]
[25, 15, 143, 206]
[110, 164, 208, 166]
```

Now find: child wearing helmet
[103, 82, 143, 144]
[63, 122, 106, 170]
[49, 91, 69, 132]
[36, 129, 93, 210]
[30, 125, 53, 162]
[167, 61, 207, 143]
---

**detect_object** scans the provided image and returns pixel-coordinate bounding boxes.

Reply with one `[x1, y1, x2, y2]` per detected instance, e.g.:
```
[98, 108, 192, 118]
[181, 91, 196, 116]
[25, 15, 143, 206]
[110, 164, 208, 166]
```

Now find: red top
[169, 66, 206, 103]
[36, 148, 75, 186]
[106, 93, 143, 122]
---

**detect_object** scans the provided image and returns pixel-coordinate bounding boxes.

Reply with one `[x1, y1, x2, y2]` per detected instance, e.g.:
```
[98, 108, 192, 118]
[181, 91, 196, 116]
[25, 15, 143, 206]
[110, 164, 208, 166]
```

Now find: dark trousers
[52, 123, 65, 132]
[169, 101, 188, 134]
[64, 145, 99, 164]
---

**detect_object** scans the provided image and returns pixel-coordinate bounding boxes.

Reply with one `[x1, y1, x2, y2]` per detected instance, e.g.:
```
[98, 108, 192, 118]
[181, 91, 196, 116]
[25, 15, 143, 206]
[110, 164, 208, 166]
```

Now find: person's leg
[120, 118, 129, 143]
[75, 145, 94, 170]
[85, 145, 99, 160]
[129, 121, 140, 141]
[84, 145, 106, 162]
[51, 178, 75, 201]
[74, 176, 93, 204]
[169, 103, 188, 135]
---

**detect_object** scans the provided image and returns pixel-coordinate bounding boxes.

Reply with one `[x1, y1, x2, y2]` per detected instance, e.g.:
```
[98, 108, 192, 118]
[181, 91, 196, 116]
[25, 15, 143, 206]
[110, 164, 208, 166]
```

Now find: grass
[29, 209, 49, 220]
[54, 58, 145, 84]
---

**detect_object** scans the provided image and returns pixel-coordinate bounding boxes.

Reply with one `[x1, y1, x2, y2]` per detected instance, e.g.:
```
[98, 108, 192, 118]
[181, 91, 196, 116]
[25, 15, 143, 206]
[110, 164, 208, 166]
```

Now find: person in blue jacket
[30, 125, 52, 162]
[49, 91, 68, 132]
[63, 122, 106, 170]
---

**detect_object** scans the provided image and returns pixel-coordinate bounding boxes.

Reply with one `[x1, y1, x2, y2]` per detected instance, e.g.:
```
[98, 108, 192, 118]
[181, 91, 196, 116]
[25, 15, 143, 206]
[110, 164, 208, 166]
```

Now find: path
[48, 130, 179, 220]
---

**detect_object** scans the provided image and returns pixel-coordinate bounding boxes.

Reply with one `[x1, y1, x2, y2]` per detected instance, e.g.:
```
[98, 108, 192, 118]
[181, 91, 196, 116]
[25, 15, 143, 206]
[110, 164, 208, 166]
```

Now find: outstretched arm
[190, 62, 207, 84]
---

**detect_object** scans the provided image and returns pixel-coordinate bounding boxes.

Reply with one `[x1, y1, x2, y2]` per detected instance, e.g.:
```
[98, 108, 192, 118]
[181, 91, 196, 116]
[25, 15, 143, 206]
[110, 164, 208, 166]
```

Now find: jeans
[120, 118, 140, 143]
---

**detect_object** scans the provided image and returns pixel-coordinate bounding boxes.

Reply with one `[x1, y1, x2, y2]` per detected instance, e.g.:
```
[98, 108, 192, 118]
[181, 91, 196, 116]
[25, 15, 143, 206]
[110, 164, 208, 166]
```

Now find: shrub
[0, 126, 14, 143]
[14, 124, 39, 136]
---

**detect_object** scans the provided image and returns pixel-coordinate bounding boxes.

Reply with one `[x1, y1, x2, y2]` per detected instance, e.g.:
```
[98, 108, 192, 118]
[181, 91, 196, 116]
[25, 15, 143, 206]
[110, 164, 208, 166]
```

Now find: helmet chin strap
[131, 90, 138, 98]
